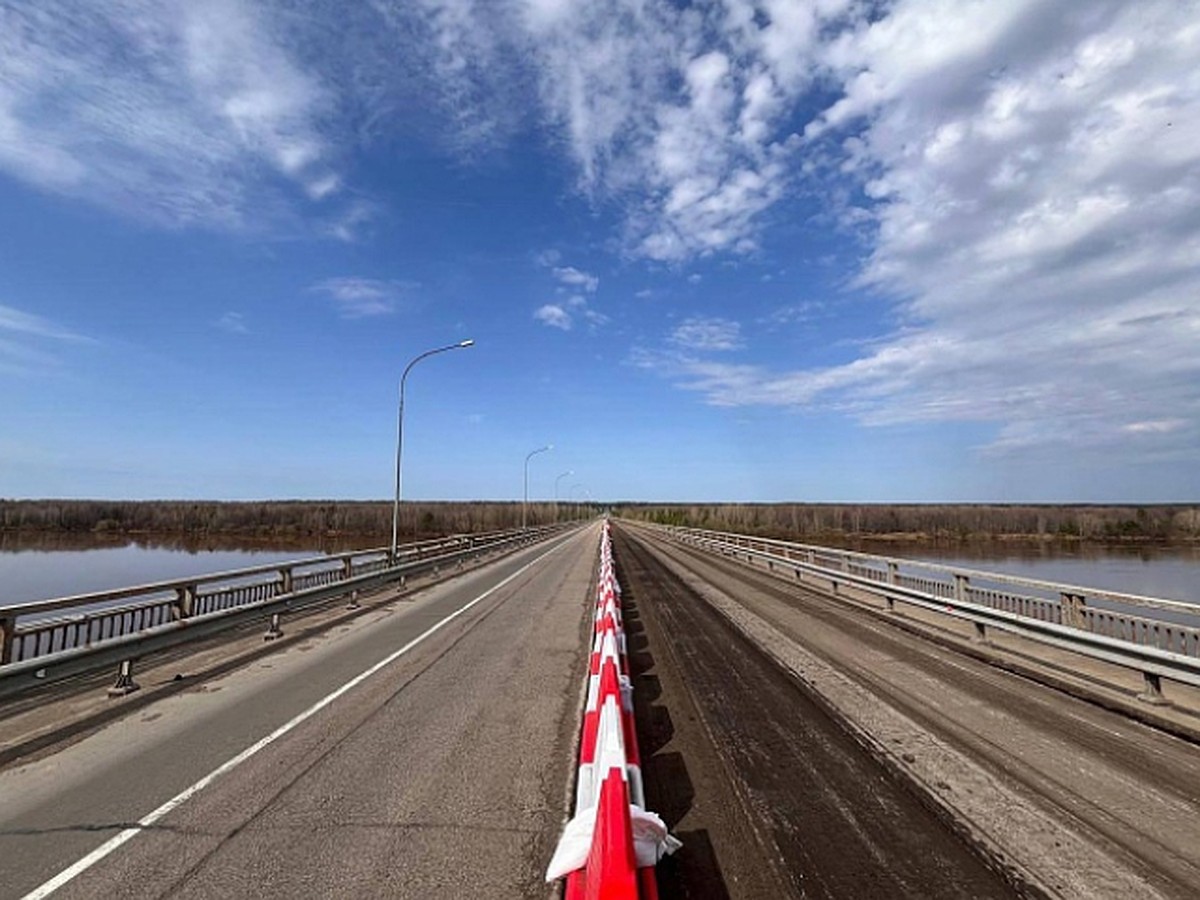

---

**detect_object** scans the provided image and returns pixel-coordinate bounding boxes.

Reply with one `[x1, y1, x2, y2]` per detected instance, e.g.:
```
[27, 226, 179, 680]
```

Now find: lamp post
[554, 470, 574, 522]
[523, 444, 553, 529]
[391, 339, 474, 563]
[570, 483, 586, 521]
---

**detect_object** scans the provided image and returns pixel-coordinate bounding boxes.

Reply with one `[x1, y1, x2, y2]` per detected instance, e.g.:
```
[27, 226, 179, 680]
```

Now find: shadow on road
[623, 581, 731, 900]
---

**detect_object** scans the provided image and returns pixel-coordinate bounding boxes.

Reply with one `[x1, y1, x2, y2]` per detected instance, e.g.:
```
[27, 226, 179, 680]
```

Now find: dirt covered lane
[615, 530, 1018, 900]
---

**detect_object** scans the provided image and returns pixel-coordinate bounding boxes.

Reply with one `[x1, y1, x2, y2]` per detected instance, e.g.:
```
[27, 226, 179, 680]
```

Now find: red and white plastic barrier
[547, 521, 681, 897]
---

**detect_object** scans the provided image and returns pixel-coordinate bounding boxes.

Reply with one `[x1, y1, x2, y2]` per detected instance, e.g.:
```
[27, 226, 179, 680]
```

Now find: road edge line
[21, 534, 577, 900]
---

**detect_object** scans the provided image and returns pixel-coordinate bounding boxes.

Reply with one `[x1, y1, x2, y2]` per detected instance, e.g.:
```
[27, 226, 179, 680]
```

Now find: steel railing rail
[0, 524, 574, 699]
[626, 521, 1200, 702]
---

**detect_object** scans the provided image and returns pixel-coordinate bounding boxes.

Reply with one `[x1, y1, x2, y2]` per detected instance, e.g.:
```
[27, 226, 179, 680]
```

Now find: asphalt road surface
[618, 523, 1200, 900]
[615, 529, 1015, 900]
[0, 524, 597, 900]
[7, 517, 1197, 900]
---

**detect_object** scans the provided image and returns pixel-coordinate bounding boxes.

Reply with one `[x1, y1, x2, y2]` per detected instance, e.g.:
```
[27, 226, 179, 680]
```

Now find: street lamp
[554, 470, 574, 521]
[523, 444, 553, 530]
[391, 339, 474, 563]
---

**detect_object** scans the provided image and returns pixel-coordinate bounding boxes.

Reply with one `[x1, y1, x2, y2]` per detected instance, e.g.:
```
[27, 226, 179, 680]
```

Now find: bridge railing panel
[636, 522, 1200, 700]
[0, 524, 572, 691]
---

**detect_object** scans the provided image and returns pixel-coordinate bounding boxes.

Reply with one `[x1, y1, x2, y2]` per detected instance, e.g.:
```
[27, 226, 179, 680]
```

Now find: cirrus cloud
[0, 0, 347, 231]
[670, 316, 744, 352]
[311, 277, 416, 318]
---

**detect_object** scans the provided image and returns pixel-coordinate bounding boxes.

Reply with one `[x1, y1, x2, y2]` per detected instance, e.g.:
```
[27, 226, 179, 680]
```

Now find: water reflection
[0, 532, 379, 608]
[0, 531, 374, 555]
[830, 536, 1200, 563]
[825, 538, 1200, 604]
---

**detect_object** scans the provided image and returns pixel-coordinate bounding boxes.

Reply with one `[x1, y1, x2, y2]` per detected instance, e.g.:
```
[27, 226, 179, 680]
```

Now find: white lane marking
[21, 534, 579, 900]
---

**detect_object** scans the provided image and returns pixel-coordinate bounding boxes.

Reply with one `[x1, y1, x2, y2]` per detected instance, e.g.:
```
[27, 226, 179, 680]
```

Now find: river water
[840, 539, 1200, 605]
[0, 534, 373, 609]
[1, 533, 1198, 608]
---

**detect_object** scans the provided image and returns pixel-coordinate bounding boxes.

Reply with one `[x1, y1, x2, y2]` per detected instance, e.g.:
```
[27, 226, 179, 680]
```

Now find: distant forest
[3, 499, 1199, 543]
[613, 503, 1200, 542]
[0, 499, 597, 541]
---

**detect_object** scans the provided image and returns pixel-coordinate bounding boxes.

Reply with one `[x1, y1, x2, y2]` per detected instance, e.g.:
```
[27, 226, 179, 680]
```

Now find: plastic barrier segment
[547, 523, 678, 896]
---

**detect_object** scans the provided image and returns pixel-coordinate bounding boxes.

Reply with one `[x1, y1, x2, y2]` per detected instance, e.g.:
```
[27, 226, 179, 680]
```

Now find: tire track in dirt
[616, 530, 1017, 899]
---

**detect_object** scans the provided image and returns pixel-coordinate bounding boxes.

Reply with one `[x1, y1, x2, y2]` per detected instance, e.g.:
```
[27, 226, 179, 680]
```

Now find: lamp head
[458, 339, 475, 348]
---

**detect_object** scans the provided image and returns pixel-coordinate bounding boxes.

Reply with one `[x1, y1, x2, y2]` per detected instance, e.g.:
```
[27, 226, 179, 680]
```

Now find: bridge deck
[620, 523, 1200, 899]
[4, 521, 1199, 898]
[0, 526, 597, 899]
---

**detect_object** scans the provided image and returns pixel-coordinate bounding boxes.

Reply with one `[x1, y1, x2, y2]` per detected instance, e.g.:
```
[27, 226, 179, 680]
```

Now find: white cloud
[535, 259, 607, 330]
[802, 0, 1200, 457]
[216, 311, 249, 334]
[393, 0, 842, 261]
[534, 304, 572, 330]
[311, 277, 414, 318]
[0, 304, 89, 343]
[553, 266, 599, 292]
[8, 1, 1200, 466]
[305, 174, 341, 201]
[1123, 419, 1188, 436]
[0, 0, 346, 230]
[635, 1, 1200, 461]
[0, 2, 830, 255]
[535, 293, 608, 331]
[0, 303, 92, 374]
[670, 317, 744, 352]
[399, 0, 517, 151]
[760, 301, 823, 327]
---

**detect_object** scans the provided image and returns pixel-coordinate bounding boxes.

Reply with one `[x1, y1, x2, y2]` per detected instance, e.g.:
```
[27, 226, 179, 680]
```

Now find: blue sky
[2, 0, 1198, 503]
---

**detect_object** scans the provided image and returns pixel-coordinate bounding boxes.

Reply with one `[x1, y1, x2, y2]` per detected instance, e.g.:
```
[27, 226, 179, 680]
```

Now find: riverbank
[619, 502, 1200, 543]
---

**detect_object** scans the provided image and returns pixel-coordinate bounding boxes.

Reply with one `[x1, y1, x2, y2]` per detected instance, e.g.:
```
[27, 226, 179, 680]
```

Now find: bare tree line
[5, 500, 1198, 543]
[613, 503, 1200, 542]
[0, 499, 599, 540]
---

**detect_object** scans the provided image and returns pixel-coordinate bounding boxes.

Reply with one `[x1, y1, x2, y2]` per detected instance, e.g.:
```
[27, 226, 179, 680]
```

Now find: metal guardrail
[0, 525, 571, 698]
[631, 522, 1200, 702]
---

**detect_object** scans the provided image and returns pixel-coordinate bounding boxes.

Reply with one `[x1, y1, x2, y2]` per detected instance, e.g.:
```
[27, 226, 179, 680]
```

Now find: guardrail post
[972, 621, 988, 643]
[885, 565, 899, 611]
[279, 567, 294, 595]
[342, 557, 354, 581]
[346, 589, 360, 611]
[107, 659, 140, 697]
[263, 612, 284, 641]
[0, 614, 15, 665]
[173, 585, 195, 620]
[1059, 592, 1084, 628]
[955, 573, 969, 603]
[1139, 671, 1167, 705]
